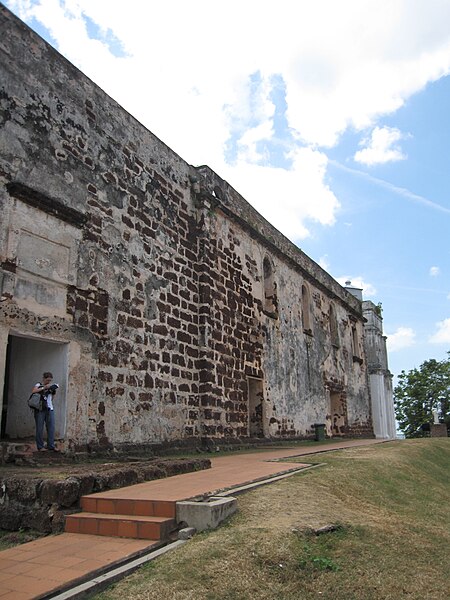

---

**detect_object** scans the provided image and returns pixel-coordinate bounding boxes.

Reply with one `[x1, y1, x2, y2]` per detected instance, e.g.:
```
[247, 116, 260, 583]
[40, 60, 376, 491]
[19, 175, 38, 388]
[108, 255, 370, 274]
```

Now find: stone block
[3, 477, 41, 502]
[178, 527, 196, 540]
[176, 496, 237, 532]
[40, 477, 80, 507]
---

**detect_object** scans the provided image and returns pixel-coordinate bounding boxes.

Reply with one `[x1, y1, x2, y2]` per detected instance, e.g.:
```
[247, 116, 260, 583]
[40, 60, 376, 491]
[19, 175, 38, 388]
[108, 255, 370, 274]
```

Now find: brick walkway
[0, 438, 384, 599]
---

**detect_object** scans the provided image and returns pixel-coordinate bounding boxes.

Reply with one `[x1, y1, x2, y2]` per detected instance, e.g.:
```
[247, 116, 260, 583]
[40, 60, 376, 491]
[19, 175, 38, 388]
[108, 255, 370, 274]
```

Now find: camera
[48, 383, 59, 394]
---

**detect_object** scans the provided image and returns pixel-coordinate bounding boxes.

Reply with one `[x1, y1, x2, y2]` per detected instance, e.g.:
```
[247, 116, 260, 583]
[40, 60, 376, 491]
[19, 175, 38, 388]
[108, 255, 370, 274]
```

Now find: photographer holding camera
[31, 372, 59, 452]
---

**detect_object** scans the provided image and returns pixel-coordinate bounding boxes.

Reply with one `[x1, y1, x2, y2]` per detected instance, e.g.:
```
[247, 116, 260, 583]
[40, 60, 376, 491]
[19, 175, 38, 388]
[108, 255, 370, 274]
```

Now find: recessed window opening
[351, 325, 362, 363]
[263, 256, 277, 317]
[302, 283, 312, 334]
[329, 304, 339, 347]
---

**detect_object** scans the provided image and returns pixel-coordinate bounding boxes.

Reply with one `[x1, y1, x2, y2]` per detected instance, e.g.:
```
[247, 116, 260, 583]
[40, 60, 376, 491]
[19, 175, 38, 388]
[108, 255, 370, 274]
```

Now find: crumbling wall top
[194, 164, 362, 315]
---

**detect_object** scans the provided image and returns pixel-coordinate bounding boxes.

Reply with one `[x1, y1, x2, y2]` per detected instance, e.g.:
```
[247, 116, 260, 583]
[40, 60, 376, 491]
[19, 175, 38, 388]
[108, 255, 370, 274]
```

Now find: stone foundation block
[176, 496, 237, 532]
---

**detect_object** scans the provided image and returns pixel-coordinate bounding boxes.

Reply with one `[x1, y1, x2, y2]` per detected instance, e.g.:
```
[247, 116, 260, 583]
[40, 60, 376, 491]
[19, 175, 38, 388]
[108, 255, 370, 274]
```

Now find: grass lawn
[95, 438, 449, 600]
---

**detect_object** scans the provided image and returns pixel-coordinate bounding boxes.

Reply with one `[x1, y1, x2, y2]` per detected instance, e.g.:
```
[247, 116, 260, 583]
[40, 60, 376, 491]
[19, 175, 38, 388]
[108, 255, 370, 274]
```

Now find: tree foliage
[394, 353, 450, 438]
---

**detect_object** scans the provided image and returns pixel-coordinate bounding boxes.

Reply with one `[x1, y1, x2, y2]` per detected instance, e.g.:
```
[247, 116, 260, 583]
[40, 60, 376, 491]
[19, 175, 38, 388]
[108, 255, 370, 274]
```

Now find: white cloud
[386, 327, 416, 352]
[236, 121, 275, 165]
[354, 126, 407, 166]
[429, 318, 450, 343]
[6, 0, 450, 240]
[429, 266, 440, 277]
[220, 147, 340, 241]
[318, 255, 330, 271]
[336, 276, 377, 297]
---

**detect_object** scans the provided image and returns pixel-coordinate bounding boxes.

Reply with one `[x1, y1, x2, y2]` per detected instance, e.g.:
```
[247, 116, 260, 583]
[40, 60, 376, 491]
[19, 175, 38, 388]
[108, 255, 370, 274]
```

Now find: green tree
[394, 353, 450, 438]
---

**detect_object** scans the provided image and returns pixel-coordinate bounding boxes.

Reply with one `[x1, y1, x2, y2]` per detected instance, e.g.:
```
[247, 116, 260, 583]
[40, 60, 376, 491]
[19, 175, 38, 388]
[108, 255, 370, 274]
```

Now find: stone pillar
[362, 301, 396, 439]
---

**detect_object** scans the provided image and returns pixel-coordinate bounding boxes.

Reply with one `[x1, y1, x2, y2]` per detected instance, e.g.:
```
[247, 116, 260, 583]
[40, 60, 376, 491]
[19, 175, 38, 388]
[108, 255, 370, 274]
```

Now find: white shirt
[35, 382, 54, 410]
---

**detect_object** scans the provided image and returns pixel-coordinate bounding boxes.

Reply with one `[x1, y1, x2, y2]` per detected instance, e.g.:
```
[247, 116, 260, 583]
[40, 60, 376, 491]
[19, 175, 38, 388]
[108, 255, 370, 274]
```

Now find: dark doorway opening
[1, 334, 68, 441]
[248, 377, 265, 438]
[0, 337, 12, 439]
[327, 391, 348, 437]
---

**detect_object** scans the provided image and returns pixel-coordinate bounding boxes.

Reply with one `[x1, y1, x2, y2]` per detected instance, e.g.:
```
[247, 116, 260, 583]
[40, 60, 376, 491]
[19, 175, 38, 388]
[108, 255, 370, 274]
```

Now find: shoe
[49, 448, 60, 452]
[37, 448, 47, 452]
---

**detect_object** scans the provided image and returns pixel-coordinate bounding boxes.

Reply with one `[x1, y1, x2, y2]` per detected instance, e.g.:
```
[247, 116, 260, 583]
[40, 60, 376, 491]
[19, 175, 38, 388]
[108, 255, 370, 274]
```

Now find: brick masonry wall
[192, 189, 373, 440]
[195, 201, 264, 439]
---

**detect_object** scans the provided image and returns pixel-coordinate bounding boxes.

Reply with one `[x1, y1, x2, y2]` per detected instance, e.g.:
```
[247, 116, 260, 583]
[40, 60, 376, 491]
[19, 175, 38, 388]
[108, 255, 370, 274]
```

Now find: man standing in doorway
[31, 372, 59, 452]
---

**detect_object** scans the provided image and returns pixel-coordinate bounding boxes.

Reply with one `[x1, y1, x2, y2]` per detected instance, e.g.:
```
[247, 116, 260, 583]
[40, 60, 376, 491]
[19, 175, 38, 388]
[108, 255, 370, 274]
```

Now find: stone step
[80, 496, 176, 518]
[65, 512, 176, 540]
[1, 441, 35, 455]
[1, 441, 70, 464]
[15, 443, 35, 454]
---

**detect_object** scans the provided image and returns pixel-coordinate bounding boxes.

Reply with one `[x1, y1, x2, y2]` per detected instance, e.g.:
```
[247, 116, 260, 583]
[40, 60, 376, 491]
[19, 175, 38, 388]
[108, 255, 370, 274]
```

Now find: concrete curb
[217, 463, 324, 496]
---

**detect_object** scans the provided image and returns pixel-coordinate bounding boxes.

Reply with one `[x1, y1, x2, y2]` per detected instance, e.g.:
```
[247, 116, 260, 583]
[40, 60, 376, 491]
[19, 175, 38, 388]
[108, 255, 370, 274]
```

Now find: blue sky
[5, 0, 450, 382]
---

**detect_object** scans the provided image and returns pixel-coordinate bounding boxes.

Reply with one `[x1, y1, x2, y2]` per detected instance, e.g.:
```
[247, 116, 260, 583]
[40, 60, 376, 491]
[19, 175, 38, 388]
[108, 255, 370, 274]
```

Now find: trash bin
[314, 423, 326, 442]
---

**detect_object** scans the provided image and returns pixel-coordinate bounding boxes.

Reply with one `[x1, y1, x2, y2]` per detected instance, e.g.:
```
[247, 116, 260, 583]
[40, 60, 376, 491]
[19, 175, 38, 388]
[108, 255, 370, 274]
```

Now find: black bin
[314, 423, 326, 442]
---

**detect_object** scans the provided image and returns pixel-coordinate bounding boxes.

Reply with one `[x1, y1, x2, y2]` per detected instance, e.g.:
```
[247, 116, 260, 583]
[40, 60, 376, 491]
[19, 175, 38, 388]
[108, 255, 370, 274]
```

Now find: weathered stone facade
[0, 6, 376, 452]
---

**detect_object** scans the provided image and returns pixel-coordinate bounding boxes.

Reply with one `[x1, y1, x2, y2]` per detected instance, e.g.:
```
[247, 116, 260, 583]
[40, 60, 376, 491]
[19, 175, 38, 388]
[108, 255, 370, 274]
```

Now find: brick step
[81, 496, 176, 518]
[65, 512, 177, 540]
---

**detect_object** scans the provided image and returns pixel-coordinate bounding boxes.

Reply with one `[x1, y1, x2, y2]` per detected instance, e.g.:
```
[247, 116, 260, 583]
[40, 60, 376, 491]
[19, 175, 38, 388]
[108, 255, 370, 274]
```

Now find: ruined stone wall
[0, 6, 202, 449]
[0, 6, 373, 450]
[194, 170, 373, 439]
[193, 200, 264, 439]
